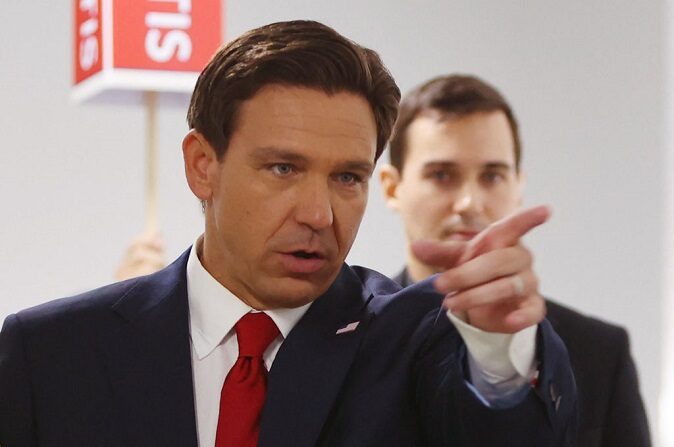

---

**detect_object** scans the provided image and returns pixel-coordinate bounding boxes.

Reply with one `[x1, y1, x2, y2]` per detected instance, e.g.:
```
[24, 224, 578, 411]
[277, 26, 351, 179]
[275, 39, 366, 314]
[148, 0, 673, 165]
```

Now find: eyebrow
[422, 161, 514, 170]
[483, 162, 513, 170]
[338, 160, 375, 176]
[250, 146, 375, 174]
[249, 146, 309, 164]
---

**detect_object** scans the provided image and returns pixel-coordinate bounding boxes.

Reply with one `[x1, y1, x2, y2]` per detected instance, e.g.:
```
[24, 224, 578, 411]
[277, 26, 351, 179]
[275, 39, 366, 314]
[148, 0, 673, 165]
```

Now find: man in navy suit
[0, 21, 577, 446]
[380, 74, 650, 446]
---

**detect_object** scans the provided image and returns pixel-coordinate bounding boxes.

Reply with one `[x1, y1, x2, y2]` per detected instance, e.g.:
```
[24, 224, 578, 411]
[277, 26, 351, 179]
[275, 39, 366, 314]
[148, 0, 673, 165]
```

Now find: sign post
[73, 0, 222, 230]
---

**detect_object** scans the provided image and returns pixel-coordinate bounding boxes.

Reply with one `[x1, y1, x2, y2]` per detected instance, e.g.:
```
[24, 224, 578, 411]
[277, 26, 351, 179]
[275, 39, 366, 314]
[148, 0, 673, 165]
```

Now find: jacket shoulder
[11, 278, 142, 331]
[349, 265, 443, 313]
[545, 299, 628, 344]
[8, 248, 190, 335]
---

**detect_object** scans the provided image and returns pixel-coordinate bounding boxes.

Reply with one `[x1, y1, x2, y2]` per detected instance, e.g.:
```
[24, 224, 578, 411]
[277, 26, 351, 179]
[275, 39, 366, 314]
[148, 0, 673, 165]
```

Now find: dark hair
[187, 20, 400, 161]
[389, 74, 521, 172]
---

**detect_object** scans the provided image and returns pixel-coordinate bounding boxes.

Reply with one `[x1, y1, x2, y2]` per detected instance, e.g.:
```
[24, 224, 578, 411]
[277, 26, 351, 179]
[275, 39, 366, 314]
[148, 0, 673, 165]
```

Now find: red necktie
[215, 312, 280, 447]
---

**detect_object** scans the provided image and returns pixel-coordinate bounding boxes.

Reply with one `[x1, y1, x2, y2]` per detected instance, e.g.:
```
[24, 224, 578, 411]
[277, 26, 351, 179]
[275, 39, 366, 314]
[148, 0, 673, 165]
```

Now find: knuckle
[530, 274, 539, 291]
[500, 278, 515, 298]
[446, 269, 467, 288]
[455, 288, 478, 308]
[480, 232, 496, 249]
[451, 293, 467, 309]
[512, 245, 532, 262]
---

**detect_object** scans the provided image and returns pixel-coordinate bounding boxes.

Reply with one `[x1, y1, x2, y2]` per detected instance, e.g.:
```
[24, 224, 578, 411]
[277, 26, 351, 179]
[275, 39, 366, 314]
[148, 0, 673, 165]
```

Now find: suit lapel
[102, 251, 198, 446]
[392, 267, 411, 287]
[259, 265, 374, 447]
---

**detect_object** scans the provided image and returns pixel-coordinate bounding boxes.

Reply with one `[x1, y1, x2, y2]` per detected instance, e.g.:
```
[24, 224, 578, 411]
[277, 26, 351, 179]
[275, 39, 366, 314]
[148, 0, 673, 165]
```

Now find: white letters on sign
[79, 0, 99, 71]
[145, 0, 193, 63]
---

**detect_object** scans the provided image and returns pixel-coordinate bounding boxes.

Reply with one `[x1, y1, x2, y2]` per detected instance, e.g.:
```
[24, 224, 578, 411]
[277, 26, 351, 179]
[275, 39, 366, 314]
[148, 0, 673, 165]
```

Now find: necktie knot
[235, 312, 280, 358]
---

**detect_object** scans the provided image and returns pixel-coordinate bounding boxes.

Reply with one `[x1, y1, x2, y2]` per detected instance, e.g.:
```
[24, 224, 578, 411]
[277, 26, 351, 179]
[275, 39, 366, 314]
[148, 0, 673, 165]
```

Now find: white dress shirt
[186, 238, 536, 446]
[187, 241, 311, 447]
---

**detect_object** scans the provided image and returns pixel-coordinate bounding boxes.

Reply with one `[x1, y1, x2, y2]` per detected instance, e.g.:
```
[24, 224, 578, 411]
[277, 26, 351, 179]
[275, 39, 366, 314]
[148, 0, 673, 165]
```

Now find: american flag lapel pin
[335, 321, 360, 335]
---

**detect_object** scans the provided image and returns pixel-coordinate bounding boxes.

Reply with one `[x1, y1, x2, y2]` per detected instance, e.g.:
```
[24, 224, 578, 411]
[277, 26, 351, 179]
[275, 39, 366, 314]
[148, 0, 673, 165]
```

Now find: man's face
[381, 111, 523, 276]
[192, 85, 377, 309]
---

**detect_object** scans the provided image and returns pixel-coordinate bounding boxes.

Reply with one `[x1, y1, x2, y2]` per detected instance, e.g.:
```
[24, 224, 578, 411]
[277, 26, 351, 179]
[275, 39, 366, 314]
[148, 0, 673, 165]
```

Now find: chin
[264, 277, 332, 309]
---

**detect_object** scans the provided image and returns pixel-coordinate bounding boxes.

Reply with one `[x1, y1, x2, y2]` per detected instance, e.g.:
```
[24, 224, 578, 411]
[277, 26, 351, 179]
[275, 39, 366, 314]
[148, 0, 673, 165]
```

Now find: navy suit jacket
[546, 301, 650, 447]
[395, 268, 651, 447]
[0, 251, 577, 446]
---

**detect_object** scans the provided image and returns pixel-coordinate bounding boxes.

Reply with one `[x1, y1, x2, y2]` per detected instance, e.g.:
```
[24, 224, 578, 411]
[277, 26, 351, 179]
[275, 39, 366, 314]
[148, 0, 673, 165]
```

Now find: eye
[270, 163, 294, 176]
[430, 170, 449, 181]
[481, 171, 505, 185]
[336, 172, 363, 185]
[425, 169, 456, 184]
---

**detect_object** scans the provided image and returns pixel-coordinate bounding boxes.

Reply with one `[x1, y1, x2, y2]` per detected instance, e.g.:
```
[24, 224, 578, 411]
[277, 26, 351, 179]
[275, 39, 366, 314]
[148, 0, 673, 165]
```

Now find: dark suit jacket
[0, 251, 577, 446]
[394, 268, 651, 447]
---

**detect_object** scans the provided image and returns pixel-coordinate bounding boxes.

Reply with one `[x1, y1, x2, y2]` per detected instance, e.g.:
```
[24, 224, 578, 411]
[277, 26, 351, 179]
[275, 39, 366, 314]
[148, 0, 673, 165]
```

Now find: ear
[182, 130, 219, 202]
[515, 169, 527, 206]
[379, 164, 403, 212]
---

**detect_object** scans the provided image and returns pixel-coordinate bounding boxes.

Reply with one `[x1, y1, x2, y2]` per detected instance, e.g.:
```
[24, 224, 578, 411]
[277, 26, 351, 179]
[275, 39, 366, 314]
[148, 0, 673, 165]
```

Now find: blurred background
[1, 1, 672, 444]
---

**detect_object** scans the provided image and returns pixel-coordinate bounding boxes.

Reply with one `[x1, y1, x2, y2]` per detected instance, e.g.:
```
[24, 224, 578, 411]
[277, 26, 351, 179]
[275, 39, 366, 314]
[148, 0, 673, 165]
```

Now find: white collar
[186, 236, 311, 360]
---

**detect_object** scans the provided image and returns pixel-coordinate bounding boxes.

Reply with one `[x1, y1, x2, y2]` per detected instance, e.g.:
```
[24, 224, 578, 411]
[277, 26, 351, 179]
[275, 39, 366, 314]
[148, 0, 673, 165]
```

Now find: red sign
[112, 0, 221, 72]
[72, 0, 222, 101]
[74, 0, 103, 84]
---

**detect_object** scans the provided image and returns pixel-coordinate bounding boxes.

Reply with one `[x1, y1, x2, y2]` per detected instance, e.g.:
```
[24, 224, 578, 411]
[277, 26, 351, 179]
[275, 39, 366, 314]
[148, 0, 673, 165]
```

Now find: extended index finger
[459, 205, 551, 264]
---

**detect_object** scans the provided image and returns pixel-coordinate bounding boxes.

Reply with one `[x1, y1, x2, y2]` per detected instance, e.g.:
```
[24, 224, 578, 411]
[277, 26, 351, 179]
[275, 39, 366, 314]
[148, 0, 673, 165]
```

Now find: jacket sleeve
[0, 314, 38, 447]
[601, 329, 651, 447]
[414, 317, 578, 446]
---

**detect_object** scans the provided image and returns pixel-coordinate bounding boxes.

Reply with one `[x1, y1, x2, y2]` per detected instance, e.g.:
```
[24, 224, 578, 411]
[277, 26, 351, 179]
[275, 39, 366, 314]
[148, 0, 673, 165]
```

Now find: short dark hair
[389, 74, 521, 172]
[187, 20, 400, 161]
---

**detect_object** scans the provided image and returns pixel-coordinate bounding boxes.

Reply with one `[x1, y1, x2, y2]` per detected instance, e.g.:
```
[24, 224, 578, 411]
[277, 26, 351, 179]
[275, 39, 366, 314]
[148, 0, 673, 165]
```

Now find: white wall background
[0, 1, 668, 444]
[661, 1, 674, 444]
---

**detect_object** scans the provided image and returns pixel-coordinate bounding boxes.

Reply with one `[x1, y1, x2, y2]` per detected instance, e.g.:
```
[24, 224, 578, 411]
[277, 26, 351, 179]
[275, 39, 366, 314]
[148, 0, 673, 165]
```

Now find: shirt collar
[186, 236, 311, 359]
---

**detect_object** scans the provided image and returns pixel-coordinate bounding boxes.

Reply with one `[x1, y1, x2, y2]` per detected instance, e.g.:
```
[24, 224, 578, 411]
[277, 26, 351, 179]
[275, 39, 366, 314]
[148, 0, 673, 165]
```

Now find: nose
[295, 181, 334, 231]
[453, 182, 484, 215]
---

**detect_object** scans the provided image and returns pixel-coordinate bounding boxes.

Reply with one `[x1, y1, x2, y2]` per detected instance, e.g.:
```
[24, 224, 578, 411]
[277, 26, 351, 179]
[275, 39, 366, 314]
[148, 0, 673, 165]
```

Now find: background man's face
[381, 110, 523, 276]
[202, 85, 377, 309]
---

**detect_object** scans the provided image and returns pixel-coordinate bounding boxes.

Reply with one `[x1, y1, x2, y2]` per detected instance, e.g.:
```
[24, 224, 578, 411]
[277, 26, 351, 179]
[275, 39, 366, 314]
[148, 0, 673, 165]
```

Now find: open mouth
[280, 250, 328, 274]
[292, 251, 321, 259]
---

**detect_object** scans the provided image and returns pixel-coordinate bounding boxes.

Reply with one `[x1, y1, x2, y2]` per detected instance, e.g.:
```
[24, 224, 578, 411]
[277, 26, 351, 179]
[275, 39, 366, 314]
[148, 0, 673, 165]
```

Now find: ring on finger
[511, 274, 525, 297]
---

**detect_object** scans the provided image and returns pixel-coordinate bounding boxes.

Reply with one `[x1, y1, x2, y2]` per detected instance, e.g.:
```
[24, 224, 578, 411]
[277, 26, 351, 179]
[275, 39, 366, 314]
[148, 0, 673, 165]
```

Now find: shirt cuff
[446, 310, 537, 381]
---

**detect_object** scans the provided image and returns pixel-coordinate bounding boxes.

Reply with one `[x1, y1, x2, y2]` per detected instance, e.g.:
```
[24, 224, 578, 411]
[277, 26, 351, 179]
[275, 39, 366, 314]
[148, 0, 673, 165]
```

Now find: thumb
[411, 239, 466, 269]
